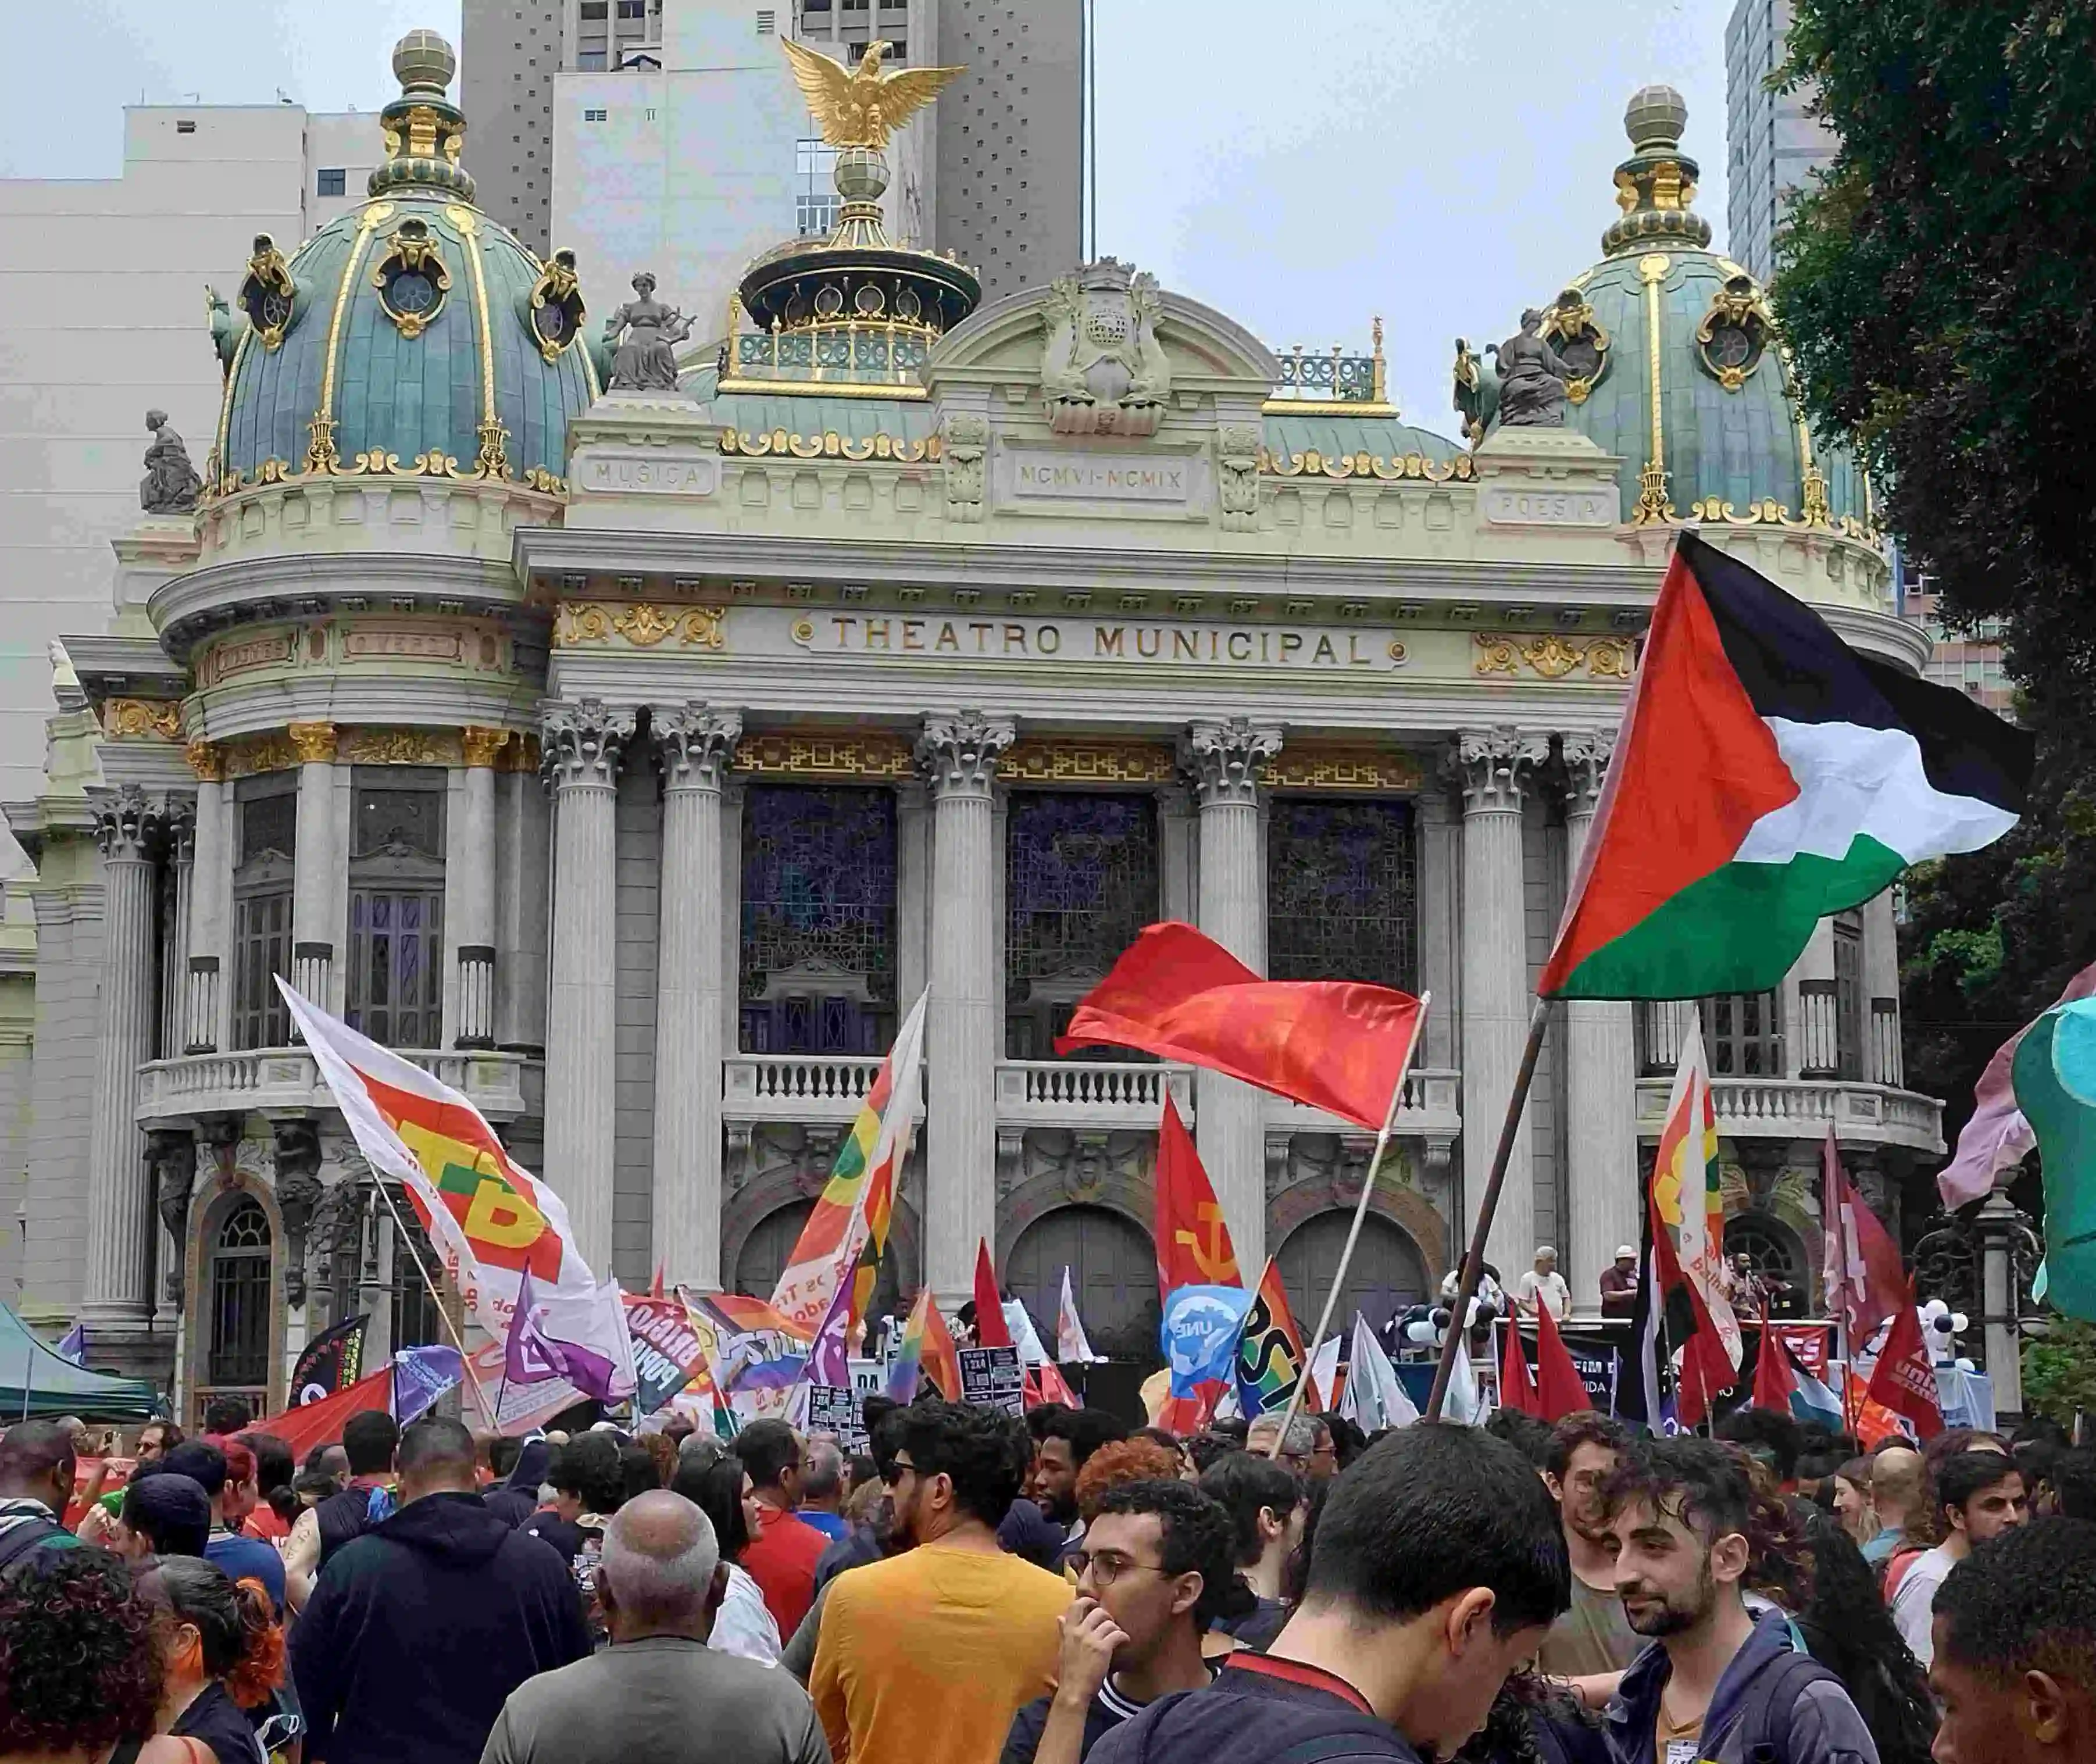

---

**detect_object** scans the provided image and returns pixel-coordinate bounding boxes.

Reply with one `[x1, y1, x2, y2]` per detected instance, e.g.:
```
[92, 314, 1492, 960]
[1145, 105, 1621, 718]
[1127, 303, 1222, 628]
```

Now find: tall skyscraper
[462, 0, 1083, 303]
[1723, 0, 1837, 282]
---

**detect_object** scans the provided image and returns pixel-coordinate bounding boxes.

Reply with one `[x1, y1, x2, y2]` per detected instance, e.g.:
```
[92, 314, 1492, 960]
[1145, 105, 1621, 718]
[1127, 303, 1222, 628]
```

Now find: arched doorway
[1277, 1210, 1428, 1340]
[1724, 1212, 1808, 1317]
[1004, 1204, 1158, 1363]
[204, 1195, 273, 1417]
[735, 1199, 813, 1301]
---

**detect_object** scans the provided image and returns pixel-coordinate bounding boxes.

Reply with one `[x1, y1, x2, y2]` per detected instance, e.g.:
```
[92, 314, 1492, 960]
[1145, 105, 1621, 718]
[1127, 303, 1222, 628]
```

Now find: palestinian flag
[1542, 530, 2031, 1000]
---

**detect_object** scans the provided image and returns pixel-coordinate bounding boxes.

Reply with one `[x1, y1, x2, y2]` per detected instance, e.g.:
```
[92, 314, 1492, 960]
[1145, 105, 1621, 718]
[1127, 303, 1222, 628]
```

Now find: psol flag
[1234, 1258, 1305, 1417]
[278, 979, 598, 1339]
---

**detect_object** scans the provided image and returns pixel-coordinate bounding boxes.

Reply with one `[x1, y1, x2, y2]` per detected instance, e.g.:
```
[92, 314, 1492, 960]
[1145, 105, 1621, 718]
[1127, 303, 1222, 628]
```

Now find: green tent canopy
[0, 1304, 162, 1423]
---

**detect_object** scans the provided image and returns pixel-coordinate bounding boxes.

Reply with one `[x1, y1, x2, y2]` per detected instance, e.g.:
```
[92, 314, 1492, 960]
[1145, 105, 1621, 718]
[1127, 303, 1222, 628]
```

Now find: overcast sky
[3, 0, 1734, 436]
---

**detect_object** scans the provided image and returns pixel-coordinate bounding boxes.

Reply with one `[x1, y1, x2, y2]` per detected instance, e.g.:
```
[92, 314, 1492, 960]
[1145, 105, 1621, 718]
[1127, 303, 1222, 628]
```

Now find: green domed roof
[1456, 89, 1876, 540]
[206, 32, 597, 495]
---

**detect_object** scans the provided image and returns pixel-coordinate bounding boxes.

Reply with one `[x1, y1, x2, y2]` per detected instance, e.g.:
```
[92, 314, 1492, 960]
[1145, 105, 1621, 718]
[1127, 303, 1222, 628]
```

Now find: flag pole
[1265, 994, 1430, 1458]
[368, 1176, 492, 1419]
[1427, 995, 1555, 1422]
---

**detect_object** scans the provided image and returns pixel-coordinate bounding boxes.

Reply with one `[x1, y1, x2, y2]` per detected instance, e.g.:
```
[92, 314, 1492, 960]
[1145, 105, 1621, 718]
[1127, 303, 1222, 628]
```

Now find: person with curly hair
[1004, 1480, 1249, 1764]
[1929, 1516, 2096, 1764]
[140, 1556, 282, 1764]
[811, 1399, 1070, 1764]
[1073, 1440, 1187, 1526]
[0, 1548, 164, 1764]
[1783, 1511, 1936, 1764]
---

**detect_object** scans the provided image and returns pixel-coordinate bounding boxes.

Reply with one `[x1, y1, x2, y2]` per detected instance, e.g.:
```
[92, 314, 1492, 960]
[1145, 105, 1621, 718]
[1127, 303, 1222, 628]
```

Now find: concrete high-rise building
[0, 104, 373, 867]
[463, 0, 1082, 324]
[933, 1, 1082, 301]
[1724, 0, 1837, 283]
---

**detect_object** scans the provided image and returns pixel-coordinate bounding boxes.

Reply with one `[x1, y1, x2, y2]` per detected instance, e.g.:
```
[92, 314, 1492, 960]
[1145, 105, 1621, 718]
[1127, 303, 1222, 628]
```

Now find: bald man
[1866, 1445, 1924, 1566]
[481, 1489, 831, 1764]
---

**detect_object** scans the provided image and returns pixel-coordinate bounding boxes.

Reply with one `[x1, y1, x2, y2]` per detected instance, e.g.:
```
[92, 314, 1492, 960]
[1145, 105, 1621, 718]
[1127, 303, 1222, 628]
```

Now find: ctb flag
[1058, 922, 1424, 1130]
[1541, 530, 2030, 1001]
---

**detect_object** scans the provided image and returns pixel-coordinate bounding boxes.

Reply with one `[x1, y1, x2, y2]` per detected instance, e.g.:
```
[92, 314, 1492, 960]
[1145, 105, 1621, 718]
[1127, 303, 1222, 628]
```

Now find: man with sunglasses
[812, 1398, 1071, 1764]
[1003, 1479, 1240, 1764]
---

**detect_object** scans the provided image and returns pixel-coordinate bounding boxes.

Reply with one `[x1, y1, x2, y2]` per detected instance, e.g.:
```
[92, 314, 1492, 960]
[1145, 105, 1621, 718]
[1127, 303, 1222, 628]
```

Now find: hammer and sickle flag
[278, 979, 598, 1340]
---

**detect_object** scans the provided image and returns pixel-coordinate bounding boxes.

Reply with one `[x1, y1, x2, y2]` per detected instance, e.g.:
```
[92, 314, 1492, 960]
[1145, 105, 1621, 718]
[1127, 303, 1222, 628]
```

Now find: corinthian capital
[1559, 729, 1616, 816]
[1452, 727, 1551, 815]
[90, 784, 172, 862]
[286, 720, 338, 765]
[539, 697, 636, 790]
[916, 711, 1015, 799]
[654, 704, 743, 791]
[1178, 718, 1282, 808]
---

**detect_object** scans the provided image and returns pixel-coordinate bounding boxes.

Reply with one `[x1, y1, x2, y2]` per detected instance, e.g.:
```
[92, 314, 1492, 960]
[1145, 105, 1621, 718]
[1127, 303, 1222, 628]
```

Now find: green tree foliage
[2023, 1314, 2096, 1432]
[1774, 1, 2096, 1121]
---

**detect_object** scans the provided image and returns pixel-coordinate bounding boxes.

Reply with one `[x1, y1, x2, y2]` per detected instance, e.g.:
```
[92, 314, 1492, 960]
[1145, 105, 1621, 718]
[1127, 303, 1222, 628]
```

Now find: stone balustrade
[1634, 1074, 1943, 1152]
[135, 1047, 542, 1126]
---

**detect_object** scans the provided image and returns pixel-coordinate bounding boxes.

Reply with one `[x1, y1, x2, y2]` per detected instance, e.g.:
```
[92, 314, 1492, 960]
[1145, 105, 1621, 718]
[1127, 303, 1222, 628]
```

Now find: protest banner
[958, 1344, 1024, 1416]
[806, 1383, 866, 1449]
[623, 1293, 712, 1415]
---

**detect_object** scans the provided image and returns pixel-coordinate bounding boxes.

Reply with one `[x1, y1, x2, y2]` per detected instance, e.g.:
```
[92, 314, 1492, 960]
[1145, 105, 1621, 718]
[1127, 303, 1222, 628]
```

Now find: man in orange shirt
[737, 1419, 829, 1638]
[813, 1399, 1071, 1764]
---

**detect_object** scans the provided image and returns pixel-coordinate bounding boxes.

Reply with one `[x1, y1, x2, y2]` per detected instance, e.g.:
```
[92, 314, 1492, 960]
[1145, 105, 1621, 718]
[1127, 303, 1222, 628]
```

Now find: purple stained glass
[1266, 799, 1418, 992]
[1005, 792, 1157, 1057]
[740, 786, 895, 1055]
[349, 887, 442, 1047]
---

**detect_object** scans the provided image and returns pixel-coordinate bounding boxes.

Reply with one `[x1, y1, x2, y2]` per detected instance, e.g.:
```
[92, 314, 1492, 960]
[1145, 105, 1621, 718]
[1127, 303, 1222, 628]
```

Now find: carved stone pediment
[1039, 261, 1173, 437]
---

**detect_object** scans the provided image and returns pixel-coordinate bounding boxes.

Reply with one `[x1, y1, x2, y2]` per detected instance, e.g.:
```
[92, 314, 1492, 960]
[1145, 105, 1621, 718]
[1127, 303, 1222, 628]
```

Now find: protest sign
[958, 1344, 1024, 1416]
[806, 1383, 866, 1449]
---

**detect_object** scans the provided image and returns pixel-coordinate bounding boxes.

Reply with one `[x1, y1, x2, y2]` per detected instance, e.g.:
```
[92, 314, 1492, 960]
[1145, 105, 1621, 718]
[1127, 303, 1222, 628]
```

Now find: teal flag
[2010, 997, 2096, 1320]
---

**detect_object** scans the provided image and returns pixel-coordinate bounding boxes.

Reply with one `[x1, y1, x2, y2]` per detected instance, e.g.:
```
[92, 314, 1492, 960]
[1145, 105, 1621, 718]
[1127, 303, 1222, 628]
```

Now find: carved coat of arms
[1039, 260, 1173, 437]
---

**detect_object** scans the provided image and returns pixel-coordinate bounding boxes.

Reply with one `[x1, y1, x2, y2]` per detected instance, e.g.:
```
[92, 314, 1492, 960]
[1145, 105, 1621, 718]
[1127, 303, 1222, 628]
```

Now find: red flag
[1155, 1095, 1241, 1297]
[1820, 1132, 1906, 1351]
[1864, 1291, 1944, 1441]
[258, 1365, 394, 1461]
[1057, 922, 1424, 1130]
[1027, 1362, 1080, 1409]
[1751, 1302, 1791, 1417]
[972, 1240, 1013, 1349]
[1533, 1301, 1590, 1421]
[1500, 1319, 1539, 1416]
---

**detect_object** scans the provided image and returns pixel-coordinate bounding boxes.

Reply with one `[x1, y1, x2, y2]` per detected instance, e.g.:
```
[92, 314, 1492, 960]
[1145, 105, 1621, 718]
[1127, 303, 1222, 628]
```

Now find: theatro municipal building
[1, 35, 1947, 1419]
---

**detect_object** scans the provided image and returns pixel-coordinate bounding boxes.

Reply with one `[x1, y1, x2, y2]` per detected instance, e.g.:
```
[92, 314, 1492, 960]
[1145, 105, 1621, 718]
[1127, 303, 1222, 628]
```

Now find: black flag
[288, 1313, 369, 1408]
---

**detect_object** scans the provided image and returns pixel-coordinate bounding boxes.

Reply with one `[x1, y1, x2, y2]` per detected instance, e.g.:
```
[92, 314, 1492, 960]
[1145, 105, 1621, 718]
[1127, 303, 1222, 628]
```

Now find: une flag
[1648, 1016, 1742, 1423]
[1155, 1097, 1241, 1295]
[505, 1270, 636, 1402]
[1941, 958, 2096, 1210]
[1541, 530, 2031, 1001]
[1820, 1130, 1906, 1349]
[1161, 1284, 1256, 1401]
[2011, 996, 2096, 1320]
[772, 992, 928, 1334]
[1864, 1296, 1945, 1441]
[1235, 1258, 1306, 1418]
[278, 979, 598, 1340]
[1056, 1266, 1103, 1365]
[1058, 922, 1425, 1130]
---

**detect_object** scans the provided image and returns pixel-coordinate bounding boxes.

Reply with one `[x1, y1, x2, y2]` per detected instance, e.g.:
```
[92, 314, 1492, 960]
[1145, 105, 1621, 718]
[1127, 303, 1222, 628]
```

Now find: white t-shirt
[1519, 1269, 1572, 1320]
[707, 1562, 783, 1666]
[1889, 1541, 1958, 1666]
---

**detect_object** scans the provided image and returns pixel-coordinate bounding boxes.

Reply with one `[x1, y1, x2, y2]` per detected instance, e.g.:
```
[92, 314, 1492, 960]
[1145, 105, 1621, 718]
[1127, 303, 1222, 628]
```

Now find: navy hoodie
[1604, 1610, 1880, 1764]
[1090, 1655, 1422, 1764]
[291, 1490, 591, 1764]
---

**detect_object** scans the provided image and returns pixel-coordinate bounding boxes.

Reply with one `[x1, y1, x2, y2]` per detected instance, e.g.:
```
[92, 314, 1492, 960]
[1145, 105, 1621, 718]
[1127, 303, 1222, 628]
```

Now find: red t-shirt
[739, 1505, 827, 1637]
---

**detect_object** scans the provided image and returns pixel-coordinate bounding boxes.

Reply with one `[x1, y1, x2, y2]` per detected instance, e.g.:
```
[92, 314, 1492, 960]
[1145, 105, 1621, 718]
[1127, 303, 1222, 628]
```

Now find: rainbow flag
[770, 992, 927, 1333]
[682, 1291, 812, 1395]
[1235, 1256, 1306, 1417]
[887, 1287, 960, 1402]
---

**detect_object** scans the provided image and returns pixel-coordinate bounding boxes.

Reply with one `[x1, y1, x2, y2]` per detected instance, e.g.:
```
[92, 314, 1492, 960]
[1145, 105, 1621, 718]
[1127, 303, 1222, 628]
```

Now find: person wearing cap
[1599, 1245, 1641, 1318]
[1516, 1247, 1572, 1322]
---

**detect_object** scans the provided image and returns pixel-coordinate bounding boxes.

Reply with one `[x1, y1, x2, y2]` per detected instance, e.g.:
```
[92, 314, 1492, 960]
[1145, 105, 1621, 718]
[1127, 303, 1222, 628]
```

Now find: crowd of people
[1, 1388, 2091, 1764]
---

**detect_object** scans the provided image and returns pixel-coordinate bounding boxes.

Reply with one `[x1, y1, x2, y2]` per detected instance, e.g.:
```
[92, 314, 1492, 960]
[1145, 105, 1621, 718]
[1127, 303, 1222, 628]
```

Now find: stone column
[1862, 887, 1902, 1087]
[82, 787, 168, 1329]
[287, 722, 338, 1015]
[917, 711, 1013, 1304]
[184, 744, 228, 1053]
[454, 727, 509, 1048]
[650, 706, 741, 1289]
[1785, 920, 1840, 1079]
[1977, 1192, 2024, 1416]
[1179, 717, 1282, 1272]
[1454, 729, 1549, 1277]
[541, 698, 635, 1276]
[1561, 732, 1640, 1315]
[159, 800, 194, 1068]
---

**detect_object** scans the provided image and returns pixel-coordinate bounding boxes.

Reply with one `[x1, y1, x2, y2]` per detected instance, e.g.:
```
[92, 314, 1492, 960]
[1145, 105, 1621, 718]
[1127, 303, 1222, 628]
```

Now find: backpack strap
[0, 1514, 66, 1576]
[1881, 1548, 1924, 1602]
[1732, 1648, 1843, 1764]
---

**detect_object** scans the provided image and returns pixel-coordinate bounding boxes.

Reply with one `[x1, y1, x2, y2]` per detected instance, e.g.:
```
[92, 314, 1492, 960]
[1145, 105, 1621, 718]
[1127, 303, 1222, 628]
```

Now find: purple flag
[1940, 957, 2096, 1209]
[504, 1269, 566, 1386]
[505, 1270, 634, 1402]
[808, 1278, 852, 1390]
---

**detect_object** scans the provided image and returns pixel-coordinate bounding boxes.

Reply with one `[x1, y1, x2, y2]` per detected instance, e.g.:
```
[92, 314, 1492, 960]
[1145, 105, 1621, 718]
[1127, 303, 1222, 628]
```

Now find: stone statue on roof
[140, 410, 201, 513]
[603, 272, 692, 391]
[1492, 309, 1572, 428]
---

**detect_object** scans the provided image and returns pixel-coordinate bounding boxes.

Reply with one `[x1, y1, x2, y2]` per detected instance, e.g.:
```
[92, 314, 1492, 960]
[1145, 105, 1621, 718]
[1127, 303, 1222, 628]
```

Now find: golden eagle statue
[779, 38, 965, 151]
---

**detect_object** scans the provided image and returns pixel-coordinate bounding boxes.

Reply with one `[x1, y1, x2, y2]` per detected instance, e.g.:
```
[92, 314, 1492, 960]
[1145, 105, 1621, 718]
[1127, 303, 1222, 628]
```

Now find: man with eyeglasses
[1245, 1412, 1339, 1483]
[812, 1398, 1071, 1764]
[1003, 1479, 1240, 1764]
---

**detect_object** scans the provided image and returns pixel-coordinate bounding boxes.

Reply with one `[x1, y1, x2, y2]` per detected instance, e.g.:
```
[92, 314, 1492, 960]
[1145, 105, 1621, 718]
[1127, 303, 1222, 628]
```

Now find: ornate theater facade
[3, 43, 1944, 1415]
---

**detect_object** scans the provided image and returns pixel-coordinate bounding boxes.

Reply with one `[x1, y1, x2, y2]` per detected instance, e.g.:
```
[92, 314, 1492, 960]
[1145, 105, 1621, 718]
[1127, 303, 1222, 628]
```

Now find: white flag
[1004, 1297, 1052, 1368]
[1304, 1334, 1342, 1411]
[1444, 1322, 1489, 1425]
[1341, 1312, 1418, 1433]
[1056, 1266, 1102, 1364]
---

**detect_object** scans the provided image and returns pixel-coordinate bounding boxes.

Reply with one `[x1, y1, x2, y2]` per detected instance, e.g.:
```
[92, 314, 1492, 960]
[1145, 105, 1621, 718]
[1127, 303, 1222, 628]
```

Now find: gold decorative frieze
[184, 740, 225, 783]
[555, 602, 727, 651]
[285, 721, 339, 765]
[222, 733, 303, 779]
[1261, 447, 1476, 484]
[719, 428, 940, 463]
[1267, 745, 1426, 794]
[101, 698, 185, 742]
[1474, 633, 1637, 681]
[1002, 739, 1177, 784]
[460, 726, 512, 769]
[340, 726, 464, 767]
[1686, 492, 1840, 535]
[733, 730, 915, 780]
